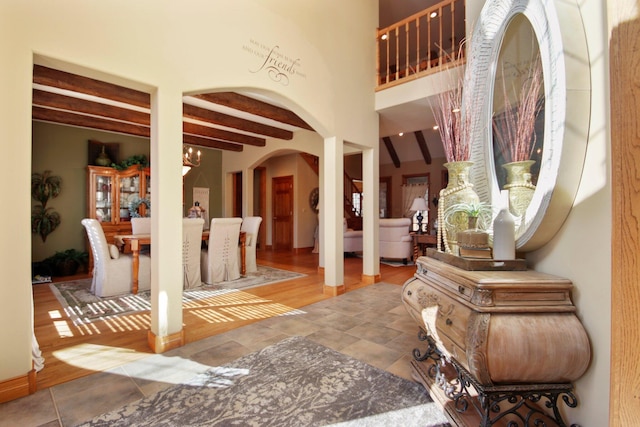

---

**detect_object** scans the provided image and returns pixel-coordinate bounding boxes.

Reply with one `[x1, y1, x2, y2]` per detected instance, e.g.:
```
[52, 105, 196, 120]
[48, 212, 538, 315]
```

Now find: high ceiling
[31, 1, 448, 162]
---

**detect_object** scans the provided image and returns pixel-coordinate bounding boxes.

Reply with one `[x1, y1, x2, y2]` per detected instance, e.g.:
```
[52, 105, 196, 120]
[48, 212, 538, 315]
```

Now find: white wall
[0, 0, 378, 390]
[527, 2, 611, 425]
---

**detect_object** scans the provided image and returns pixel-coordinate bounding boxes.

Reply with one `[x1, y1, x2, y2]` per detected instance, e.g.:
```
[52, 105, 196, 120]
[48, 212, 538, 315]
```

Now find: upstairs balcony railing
[377, 0, 466, 89]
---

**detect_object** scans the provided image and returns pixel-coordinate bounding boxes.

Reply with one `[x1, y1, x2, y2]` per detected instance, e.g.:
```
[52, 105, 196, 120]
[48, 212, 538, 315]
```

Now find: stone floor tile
[52, 367, 144, 427]
[0, 389, 57, 427]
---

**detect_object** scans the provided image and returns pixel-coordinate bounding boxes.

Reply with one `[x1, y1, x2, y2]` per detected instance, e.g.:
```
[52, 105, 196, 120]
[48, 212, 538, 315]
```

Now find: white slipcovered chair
[131, 217, 151, 254]
[239, 216, 262, 273]
[379, 218, 413, 264]
[131, 217, 151, 234]
[344, 218, 363, 253]
[183, 218, 204, 289]
[201, 217, 242, 284]
[81, 218, 151, 297]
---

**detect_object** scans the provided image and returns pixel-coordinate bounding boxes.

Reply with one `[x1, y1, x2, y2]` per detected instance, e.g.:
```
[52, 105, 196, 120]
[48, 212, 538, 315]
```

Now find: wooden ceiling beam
[183, 122, 266, 146]
[196, 92, 314, 131]
[33, 65, 151, 108]
[183, 103, 292, 140]
[32, 106, 150, 137]
[382, 136, 401, 168]
[183, 133, 243, 152]
[414, 130, 432, 164]
[33, 89, 150, 126]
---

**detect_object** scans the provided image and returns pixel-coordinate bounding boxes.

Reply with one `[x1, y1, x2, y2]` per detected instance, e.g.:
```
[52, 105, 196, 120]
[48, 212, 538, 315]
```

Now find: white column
[362, 146, 380, 278]
[148, 84, 185, 352]
[322, 136, 344, 289]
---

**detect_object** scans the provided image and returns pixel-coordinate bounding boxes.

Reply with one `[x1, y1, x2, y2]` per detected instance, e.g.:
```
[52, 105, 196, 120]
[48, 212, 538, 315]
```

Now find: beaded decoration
[437, 182, 475, 254]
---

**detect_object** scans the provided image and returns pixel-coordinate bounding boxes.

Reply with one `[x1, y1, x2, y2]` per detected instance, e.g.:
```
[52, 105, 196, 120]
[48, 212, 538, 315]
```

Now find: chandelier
[182, 146, 201, 176]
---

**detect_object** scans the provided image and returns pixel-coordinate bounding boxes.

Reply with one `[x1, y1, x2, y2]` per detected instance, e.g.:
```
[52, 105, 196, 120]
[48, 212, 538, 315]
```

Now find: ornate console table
[402, 251, 590, 426]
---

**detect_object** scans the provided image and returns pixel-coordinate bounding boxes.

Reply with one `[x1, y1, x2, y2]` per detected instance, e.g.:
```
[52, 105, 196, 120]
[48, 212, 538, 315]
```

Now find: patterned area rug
[49, 265, 305, 325]
[77, 336, 450, 427]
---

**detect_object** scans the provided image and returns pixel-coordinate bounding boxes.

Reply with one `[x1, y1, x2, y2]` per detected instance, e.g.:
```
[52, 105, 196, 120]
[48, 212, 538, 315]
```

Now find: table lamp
[410, 197, 429, 234]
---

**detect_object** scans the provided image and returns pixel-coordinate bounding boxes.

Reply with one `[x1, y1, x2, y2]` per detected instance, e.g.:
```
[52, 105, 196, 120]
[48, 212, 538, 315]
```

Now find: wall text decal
[243, 38, 306, 85]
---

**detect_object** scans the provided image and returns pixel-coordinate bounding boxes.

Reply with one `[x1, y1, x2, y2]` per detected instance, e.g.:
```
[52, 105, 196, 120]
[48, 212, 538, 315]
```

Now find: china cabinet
[86, 165, 151, 249]
[403, 250, 590, 426]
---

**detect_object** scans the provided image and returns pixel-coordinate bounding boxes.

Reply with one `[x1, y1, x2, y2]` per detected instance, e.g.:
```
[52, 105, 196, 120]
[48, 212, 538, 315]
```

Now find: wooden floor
[33, 250, 415, 390]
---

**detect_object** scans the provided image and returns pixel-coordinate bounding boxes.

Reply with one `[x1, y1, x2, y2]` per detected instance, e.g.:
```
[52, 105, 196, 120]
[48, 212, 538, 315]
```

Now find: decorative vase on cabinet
[438, 161, 480, 255]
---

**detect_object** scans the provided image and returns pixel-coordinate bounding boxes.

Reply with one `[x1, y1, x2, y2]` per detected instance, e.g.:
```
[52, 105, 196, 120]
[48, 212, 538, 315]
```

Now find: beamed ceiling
[32, 65, 314, 153]
[32, 64, 434, 165]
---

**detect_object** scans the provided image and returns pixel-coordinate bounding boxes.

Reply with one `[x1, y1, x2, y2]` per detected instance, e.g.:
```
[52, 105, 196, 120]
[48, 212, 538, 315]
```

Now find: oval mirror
[466, 0, 590, 252]
[491, 14, 544, 223]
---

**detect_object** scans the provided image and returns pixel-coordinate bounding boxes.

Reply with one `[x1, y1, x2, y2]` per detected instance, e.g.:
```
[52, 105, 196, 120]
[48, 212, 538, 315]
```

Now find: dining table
[115, 230, 246, 294]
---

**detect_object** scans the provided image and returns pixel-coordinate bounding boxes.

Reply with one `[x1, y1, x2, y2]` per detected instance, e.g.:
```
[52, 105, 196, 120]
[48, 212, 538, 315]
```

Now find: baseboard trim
[323, 284, 346, 296]
[361, 274, 381, 284]
[147, 329, 185, 354]
[0, 368, 36, 403]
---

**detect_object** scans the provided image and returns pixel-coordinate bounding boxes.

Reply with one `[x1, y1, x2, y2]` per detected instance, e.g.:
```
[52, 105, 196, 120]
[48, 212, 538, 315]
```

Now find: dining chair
[131, 217, 151, 254]
[183, 218, 204, 289]
[201, 217, 242, 284]
[81, 218, 151, 297]
[131, 217, 151, 234]
[239, 216, 262, 273]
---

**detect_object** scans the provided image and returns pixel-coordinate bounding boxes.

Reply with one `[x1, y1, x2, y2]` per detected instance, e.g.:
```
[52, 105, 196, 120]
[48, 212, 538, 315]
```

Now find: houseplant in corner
[44, 249, 89, 277]
[431, 39, 480, 255]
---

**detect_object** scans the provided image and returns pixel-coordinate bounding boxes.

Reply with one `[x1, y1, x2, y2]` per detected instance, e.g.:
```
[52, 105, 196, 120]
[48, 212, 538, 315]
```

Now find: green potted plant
[44, 249, 89, 277]
[111, 155, 149, 170]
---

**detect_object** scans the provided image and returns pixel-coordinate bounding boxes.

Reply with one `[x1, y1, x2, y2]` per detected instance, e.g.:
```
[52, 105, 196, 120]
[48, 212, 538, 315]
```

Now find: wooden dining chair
[239, 216, 262, 273]
[201, 217, 243, 284]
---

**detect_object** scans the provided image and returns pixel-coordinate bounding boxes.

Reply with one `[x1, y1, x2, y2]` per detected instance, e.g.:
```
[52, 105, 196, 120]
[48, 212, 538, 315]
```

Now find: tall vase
[502, 160, 536, 218]
[439, 161, 480, 256]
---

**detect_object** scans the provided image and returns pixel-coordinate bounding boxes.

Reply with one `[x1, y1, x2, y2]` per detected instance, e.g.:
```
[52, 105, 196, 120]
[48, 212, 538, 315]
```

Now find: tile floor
[0, 282, 429, 427]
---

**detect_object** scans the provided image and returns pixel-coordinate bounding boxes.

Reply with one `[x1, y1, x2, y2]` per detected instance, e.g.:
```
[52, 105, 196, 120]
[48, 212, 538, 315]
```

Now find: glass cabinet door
[94, 174, 114, 223]
[119, 171, 140, 222]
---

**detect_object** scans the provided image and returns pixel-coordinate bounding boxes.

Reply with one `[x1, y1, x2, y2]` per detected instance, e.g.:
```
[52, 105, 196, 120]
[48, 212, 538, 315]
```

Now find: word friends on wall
[243, 38, 306, 86]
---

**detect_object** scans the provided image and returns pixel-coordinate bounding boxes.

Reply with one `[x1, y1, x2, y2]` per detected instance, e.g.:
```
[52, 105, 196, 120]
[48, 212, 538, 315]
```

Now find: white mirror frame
[467, 0, 590, 252]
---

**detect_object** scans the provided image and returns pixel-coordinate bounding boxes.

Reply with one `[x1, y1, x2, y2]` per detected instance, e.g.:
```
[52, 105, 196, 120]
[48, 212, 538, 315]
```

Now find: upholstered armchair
[239, 216, 262, 273]
[81, 218, 151, 297]
[183, 218, 204, 289]
[201, 217, 242, 284]
[344, 218, 363, 253]
[379, 218, 413, 264]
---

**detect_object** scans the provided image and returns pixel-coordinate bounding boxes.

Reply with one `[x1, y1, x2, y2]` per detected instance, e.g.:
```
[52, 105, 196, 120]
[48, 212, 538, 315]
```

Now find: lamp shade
[410, 197, 428, 212]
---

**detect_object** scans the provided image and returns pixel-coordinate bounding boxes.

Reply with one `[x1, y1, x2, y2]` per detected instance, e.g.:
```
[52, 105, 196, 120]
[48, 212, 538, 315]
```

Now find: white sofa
[379, 218, 413, 264]
[344, 219, 363, 253]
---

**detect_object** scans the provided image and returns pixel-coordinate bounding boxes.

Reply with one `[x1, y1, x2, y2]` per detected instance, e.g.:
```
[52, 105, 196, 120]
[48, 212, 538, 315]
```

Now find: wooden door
[272, 175, 293, 251]
[232, 172, 242, 217]
[255, 167, 267, 250]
